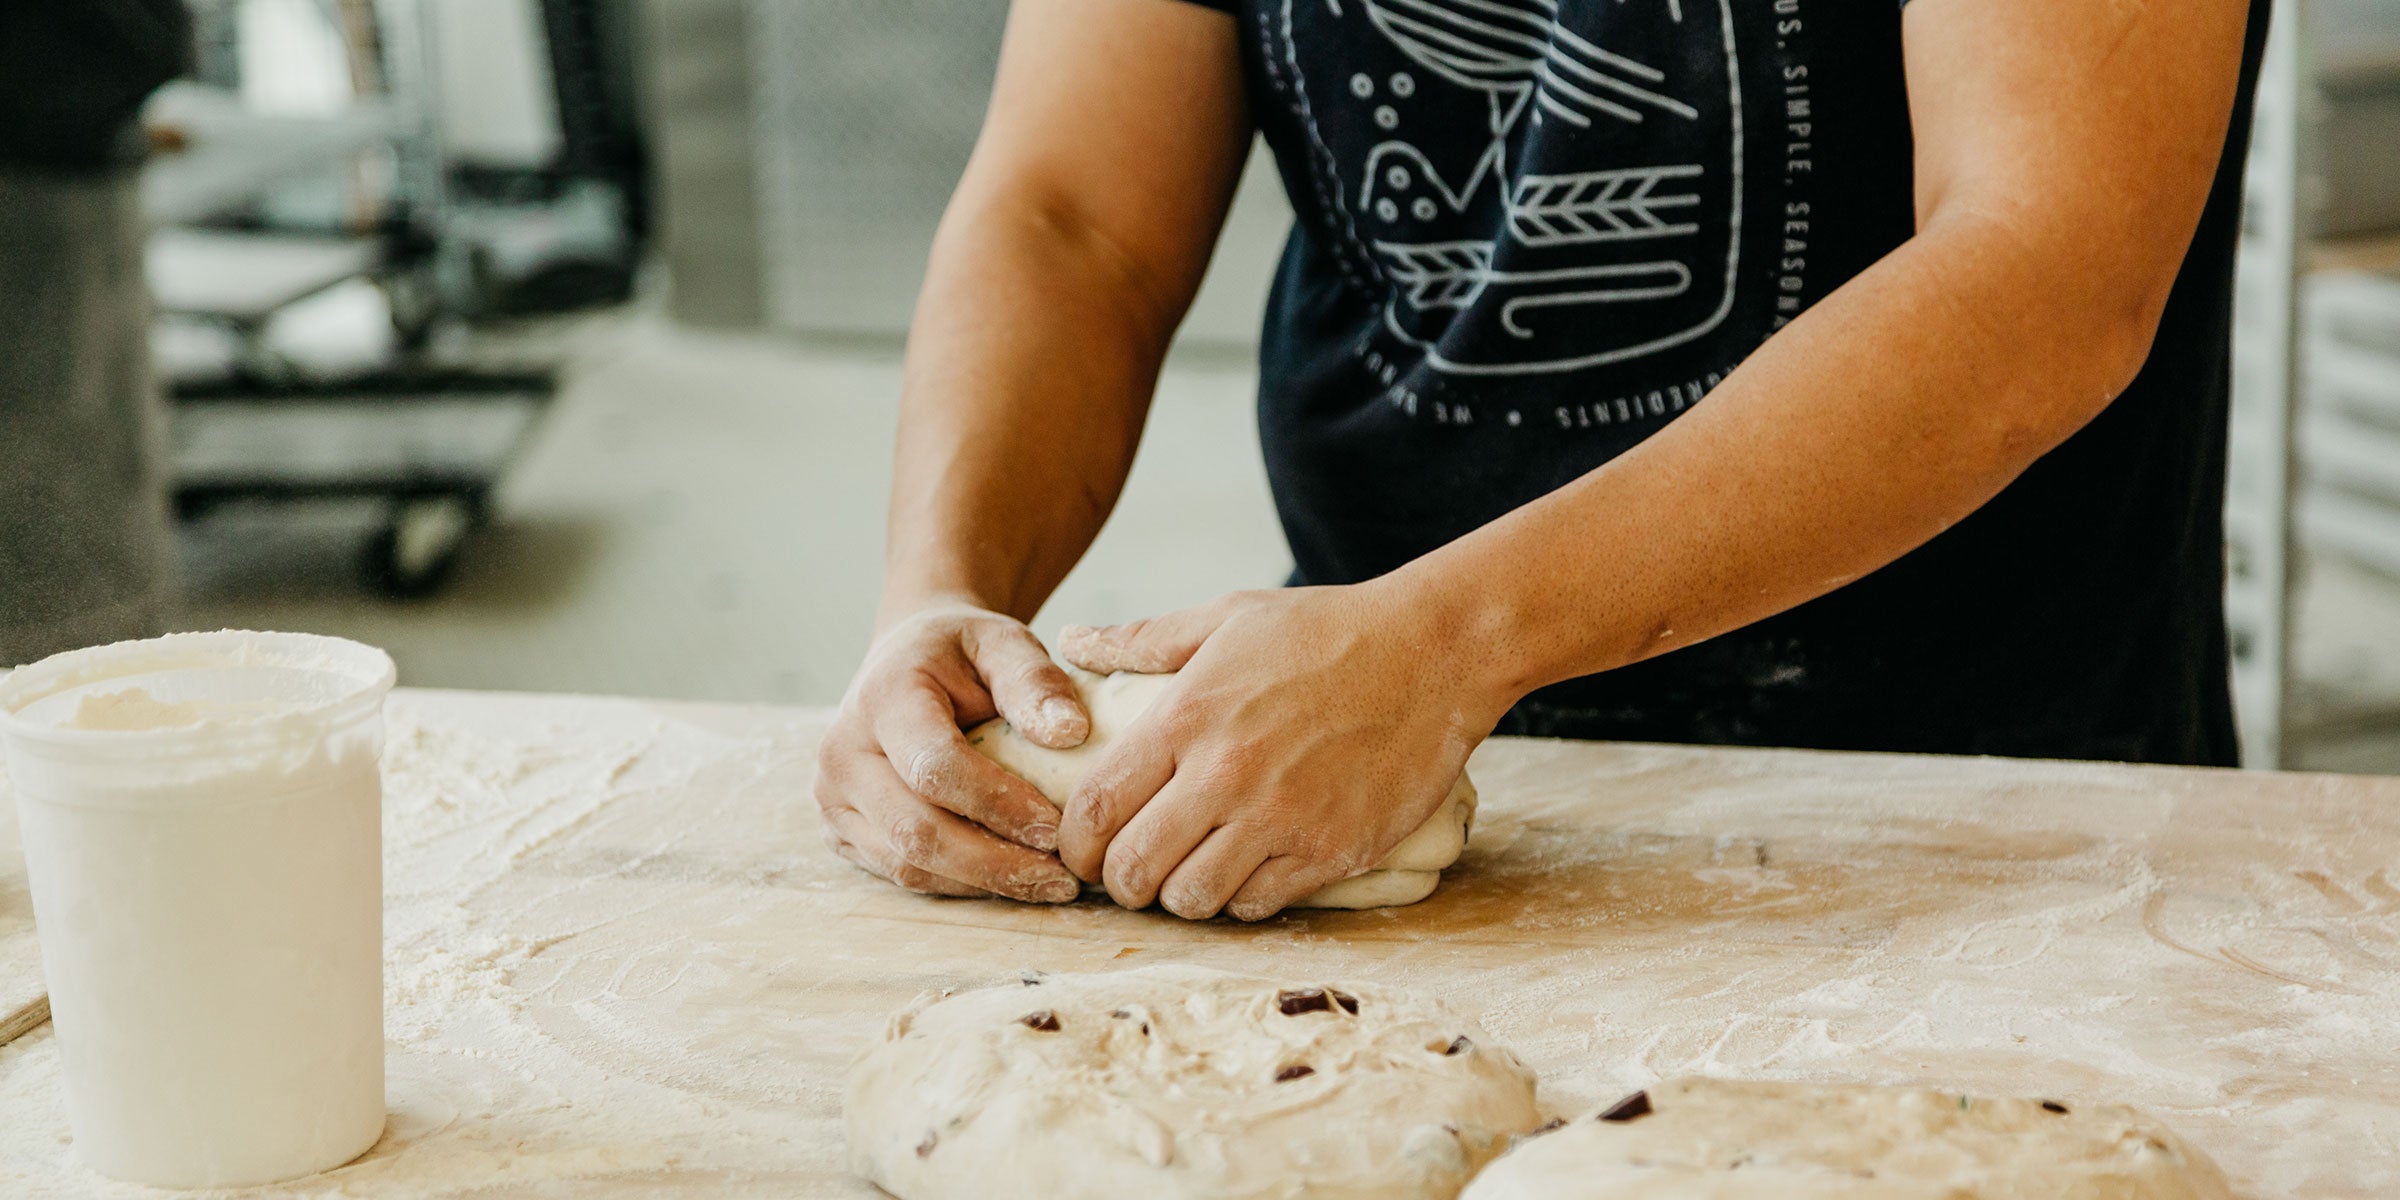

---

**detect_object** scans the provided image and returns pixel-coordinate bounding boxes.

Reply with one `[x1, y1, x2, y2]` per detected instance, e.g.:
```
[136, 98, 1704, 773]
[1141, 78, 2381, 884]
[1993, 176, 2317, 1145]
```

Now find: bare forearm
[875, 0, 1247, 635]
[880, 194, 1180, 630]
[1382, 0, 2247, 709]
[1391, 212, 2184, 700]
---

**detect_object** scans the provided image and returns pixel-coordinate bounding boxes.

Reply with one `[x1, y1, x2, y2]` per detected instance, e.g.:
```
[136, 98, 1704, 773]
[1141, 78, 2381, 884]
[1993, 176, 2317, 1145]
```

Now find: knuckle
[1135, 706, 1182, 745]
[1331, 835, 1374, 870]
[1015, 655, 1067, 690]
[1289, 828, 1356, 872]
[972, 619, 1046, 667]
[828, 839, 878, 878]
[888, 815, 941, 863]
[893, 741, 954, 798]
[812, 750, 856, 793]
[1070, 782, 1116, 831]
[988, 781, 1044, 824]
[1203, 740, 1261, 780]
[853, 668, 907, 708]
[961, 776, 1025, 826]
[811, 779, 862, 821]
[819, 730, 869, 772]
[1159, 699, 1208, 737]
[1111, 841, 1153, 889]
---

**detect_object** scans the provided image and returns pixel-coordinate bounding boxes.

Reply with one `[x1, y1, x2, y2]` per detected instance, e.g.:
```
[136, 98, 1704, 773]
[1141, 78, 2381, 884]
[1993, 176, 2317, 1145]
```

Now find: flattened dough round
[847, 965, 1542, 1200]
[966, 669, 1477, 910]
[1461, 1077, 2234, 1199]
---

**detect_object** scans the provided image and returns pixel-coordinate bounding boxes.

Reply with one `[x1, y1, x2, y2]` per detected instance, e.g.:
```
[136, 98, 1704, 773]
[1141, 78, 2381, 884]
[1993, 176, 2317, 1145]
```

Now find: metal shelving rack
[145, 0, 556, 598]
[2226, 0, 2317, 768]
[2231, 0, 2400, 768]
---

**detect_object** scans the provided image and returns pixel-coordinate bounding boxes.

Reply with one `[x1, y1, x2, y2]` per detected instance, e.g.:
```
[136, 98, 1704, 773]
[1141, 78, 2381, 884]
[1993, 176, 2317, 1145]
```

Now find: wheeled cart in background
[141, 0, 641, 599]
[168, 370, 552, 597]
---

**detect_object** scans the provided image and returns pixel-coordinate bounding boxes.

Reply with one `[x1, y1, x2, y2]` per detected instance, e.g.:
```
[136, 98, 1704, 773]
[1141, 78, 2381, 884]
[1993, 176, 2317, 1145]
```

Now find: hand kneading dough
[847, 965, 1542, 1200]
[966, 668, 1477, 910]
[1461, 1077, 2234, 1200]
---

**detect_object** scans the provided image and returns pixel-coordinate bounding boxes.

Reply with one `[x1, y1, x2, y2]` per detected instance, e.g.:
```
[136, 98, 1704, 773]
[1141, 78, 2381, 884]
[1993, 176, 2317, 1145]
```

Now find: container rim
[0, 630, 397, 753]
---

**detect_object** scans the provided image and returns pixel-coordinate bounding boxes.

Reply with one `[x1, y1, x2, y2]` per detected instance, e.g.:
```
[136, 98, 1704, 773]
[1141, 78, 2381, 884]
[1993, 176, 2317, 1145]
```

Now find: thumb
[1058, 598, 1233, 675]
[966, 622, 1091, 751]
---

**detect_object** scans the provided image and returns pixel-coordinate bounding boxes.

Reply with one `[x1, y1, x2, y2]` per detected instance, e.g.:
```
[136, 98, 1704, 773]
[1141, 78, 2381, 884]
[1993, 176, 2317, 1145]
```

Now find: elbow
[2083, 283, 2175, 410]
[1980, 301, 2165, 469]
[1919, 198, 2187, 460]
[941, 171, 1191, 355]
[1984, 268, 2179, 465]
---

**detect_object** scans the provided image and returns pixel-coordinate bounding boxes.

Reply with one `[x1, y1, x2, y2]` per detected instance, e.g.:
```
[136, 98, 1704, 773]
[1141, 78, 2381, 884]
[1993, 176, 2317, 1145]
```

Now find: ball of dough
[1461, 1077, 2234, 1199]
[847, 965, 1542, 1200]
[965, 669, 1478, 910]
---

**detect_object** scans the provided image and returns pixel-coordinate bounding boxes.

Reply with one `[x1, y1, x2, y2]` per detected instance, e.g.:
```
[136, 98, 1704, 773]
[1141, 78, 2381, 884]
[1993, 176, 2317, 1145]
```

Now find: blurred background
[5, 0, 2400, 771]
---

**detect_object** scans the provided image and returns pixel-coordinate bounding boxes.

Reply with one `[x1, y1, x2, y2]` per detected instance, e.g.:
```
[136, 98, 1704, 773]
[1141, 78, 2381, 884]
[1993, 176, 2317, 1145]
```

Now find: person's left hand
[1052, 580, 1516, 921]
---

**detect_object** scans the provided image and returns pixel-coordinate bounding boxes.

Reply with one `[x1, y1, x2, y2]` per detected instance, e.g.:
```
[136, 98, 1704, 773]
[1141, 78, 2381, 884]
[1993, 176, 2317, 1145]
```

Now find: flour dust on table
[846, 965, 1541, 1200]
[967, 669, 1478, 910]
[1461, 1076, 2235, 1199]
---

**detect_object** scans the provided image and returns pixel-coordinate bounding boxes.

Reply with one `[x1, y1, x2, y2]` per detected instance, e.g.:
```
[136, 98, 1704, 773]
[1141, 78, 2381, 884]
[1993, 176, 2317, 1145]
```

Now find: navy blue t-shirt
[1175, 0, 2267, 764]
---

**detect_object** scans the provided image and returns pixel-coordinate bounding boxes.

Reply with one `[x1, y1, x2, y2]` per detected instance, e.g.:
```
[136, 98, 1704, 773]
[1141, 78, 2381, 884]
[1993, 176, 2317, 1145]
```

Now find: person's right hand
[813, 603, 1092, 902]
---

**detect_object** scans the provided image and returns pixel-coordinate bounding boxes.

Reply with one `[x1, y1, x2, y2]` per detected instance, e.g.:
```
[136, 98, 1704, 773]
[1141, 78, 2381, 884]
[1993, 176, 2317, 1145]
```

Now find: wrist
[873, 583, 1006, 639]
[1370, 558, 1548, 724]
[880, 543, 1056, 633]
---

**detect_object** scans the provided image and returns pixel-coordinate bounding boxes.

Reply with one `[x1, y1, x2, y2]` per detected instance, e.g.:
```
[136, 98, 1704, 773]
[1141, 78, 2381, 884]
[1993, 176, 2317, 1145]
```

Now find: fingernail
[1035, 879, 1081, 904]
[1041, 698, 1085, 734]
[1023, 823, 1058, 852]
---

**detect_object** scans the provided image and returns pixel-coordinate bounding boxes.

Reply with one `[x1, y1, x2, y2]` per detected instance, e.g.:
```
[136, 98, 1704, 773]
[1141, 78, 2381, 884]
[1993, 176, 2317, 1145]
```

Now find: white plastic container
[0, 631, 394, 1188]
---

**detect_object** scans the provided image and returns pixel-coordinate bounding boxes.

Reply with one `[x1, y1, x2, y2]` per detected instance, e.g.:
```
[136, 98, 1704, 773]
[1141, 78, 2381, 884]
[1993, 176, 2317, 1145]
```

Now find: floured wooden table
[1, 688, 2395, 1197]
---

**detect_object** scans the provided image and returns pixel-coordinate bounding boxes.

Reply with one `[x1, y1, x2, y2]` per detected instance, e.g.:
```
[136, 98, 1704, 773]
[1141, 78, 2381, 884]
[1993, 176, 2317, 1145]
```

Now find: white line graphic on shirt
[1376, 240, 1496, 308]
[1495, 264, 1691, 334]
[1363, 141, 1505, 216]
[1360, 0, 1694, 130]
[1358, 138, 1704, 249]
[1377, 238, 1691, 331]
[1276, 0, 1740, 376]
[1387, 0, 1738, 374]
[1506, 164, 1703, 245]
